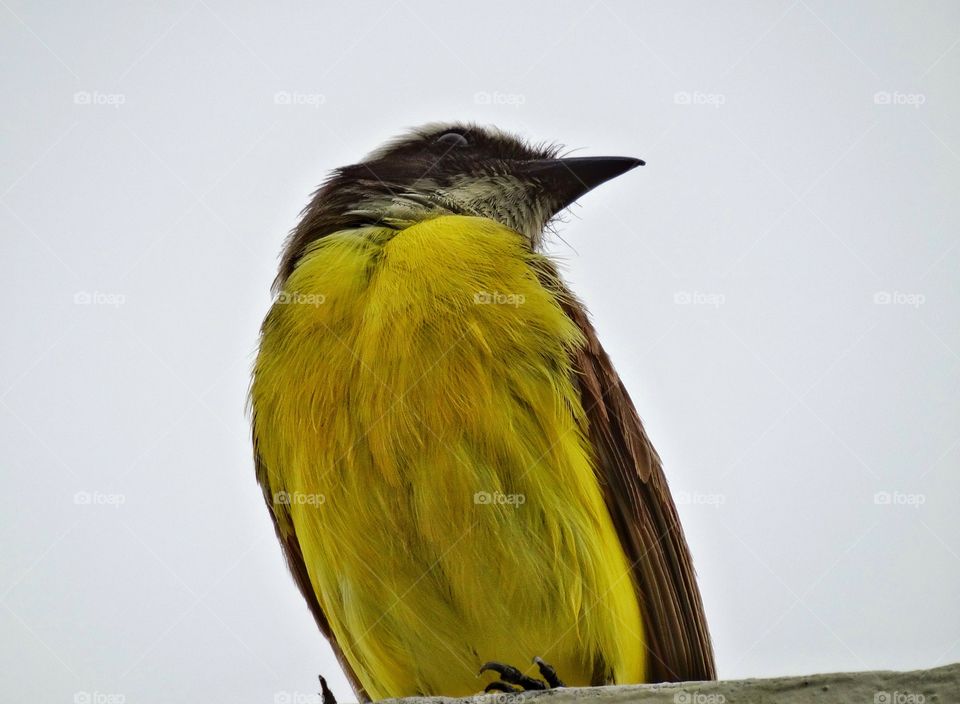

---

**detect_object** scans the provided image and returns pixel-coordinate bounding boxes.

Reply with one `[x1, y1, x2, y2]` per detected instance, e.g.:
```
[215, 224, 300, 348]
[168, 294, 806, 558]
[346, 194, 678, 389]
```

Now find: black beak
[519, 156, 645, 210]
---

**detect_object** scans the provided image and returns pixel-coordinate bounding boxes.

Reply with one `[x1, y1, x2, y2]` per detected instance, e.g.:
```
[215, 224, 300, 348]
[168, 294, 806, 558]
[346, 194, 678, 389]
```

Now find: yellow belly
[252, 215, 644, 699]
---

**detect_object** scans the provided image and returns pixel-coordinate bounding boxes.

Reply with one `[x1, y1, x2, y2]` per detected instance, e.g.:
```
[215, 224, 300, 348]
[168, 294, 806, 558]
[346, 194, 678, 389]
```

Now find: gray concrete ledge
[383, 663, 959, 704]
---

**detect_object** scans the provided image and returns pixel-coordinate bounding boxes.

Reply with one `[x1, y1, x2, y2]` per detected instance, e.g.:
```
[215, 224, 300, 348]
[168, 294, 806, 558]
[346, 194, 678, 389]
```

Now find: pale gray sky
[2, 1, 959, 703]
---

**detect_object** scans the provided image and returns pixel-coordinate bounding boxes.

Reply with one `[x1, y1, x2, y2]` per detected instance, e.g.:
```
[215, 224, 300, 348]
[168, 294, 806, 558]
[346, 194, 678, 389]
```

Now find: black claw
[319, 675, 337, 704]
[533, 657, 565, 688]
[485, 681, 522, 693]
[480, 661, 547, 690]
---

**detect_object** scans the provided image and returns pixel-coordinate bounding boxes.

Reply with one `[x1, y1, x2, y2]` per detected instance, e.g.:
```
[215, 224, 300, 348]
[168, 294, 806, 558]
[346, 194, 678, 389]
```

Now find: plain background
[2, 1, 959, 702]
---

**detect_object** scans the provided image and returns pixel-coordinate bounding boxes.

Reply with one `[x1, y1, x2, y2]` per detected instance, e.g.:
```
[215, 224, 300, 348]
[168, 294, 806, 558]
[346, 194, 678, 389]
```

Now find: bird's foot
[480, 657, 565, 693]
[319, 675, 337, 704]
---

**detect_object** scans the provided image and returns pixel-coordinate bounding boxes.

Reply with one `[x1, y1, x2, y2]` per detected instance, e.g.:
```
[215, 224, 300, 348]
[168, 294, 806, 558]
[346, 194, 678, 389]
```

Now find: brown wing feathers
[560, 294, 717, 683]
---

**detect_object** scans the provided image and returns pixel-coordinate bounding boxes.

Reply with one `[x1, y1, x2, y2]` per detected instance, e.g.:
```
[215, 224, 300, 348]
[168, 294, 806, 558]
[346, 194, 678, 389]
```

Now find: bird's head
[276, 122, 643, 288]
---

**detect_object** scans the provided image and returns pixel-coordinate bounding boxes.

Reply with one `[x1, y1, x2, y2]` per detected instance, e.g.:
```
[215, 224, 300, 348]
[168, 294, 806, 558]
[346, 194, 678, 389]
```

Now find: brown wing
[559, 293, 717, 683]
[252, 426, 372, 702]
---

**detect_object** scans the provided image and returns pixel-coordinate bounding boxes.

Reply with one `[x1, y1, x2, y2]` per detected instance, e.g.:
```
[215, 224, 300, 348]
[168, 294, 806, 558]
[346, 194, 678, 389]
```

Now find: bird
[249, 123, 715, 702]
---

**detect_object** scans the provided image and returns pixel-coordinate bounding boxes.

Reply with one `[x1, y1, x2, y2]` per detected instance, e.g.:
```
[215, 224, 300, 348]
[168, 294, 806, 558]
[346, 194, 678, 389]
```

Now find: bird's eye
[435, 132, 469, 148]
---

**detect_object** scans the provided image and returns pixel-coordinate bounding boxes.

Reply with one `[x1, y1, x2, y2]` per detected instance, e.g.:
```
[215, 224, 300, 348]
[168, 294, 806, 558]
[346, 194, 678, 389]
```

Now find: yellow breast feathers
[251, 215, 644, 699]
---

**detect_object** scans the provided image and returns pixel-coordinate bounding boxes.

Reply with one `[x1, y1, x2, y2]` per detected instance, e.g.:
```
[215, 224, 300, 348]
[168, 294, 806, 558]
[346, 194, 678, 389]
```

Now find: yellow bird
[250, 124, 715, 701]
